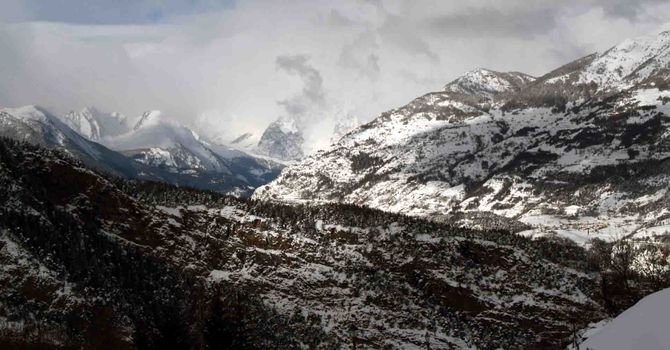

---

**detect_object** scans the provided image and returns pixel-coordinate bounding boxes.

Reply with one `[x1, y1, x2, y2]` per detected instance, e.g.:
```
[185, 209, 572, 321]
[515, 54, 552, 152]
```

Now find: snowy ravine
[254, 30, 670, 244]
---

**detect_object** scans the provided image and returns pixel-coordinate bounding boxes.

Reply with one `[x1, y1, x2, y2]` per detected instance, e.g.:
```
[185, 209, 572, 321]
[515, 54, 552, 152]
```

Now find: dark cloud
[596, 0, 669, 20]
[422, 0, 669, 40]
[425, 6, 558, 39]
[1, 0, 234, 24]
[379, 14, 439, 62]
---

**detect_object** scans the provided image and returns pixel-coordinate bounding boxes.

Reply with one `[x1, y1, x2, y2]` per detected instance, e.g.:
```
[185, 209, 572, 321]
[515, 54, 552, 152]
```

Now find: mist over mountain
[4, 2, 670, 349]
[3, 1, 670, 159]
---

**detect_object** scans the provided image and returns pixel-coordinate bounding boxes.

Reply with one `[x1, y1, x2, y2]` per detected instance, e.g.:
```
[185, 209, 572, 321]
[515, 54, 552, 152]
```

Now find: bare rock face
[254, 30, 670, 243]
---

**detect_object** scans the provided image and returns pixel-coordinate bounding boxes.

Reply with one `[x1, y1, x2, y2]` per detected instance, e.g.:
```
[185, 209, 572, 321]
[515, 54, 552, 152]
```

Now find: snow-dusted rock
[256, 117, 304, 161]
[133, 109, 162, 131]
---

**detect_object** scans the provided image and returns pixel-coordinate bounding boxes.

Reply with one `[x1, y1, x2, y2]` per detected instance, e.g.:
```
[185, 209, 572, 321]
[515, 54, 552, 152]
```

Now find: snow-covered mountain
[254, 29, 670, 244]
[106, 110, 283, 196]
[0, 105, 159, 179]
[6, 29, 670, 349]
[111, 113, 230, 173]
[577, 30, 670, 90]
[62, 107, 130, 141]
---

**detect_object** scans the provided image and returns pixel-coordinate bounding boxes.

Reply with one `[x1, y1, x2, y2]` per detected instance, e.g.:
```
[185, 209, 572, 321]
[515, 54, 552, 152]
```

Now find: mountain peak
[256, 119, 304, 161]
[444, 68, 535, 99]
[1, 105, 49, 122]
[63, 107, 129, 141]
[579, 29, 670, 89]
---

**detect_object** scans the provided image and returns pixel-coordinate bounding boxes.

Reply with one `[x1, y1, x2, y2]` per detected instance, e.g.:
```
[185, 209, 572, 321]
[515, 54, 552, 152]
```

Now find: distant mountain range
[0, 105, 283, 196]
[255, 29, 670, 244]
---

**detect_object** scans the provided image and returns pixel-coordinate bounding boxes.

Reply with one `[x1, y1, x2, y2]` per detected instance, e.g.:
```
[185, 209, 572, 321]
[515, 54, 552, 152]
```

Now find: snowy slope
[578, 30, 670, 90]
[580, 288, 670, 350]
[254, 30, 670, 243]
[111, 116, 229, 172]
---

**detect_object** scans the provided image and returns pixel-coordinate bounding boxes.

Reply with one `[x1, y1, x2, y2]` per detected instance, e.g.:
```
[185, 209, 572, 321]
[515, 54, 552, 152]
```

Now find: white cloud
[0, 0, 669, 154]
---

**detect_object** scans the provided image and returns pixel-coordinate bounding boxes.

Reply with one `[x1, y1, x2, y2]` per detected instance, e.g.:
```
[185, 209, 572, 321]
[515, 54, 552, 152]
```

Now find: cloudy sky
[1, 0, 670, 150]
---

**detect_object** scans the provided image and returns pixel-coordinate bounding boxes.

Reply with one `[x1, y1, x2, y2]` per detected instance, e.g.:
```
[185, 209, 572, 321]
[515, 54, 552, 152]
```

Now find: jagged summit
[444, 68, 535, 99]
[63, 106, 129, 141]
[256, 118, 304, 161]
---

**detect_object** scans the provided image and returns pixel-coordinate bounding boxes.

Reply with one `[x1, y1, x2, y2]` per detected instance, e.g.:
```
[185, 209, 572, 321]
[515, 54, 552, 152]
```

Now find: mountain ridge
[254, 30, 670, 244]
